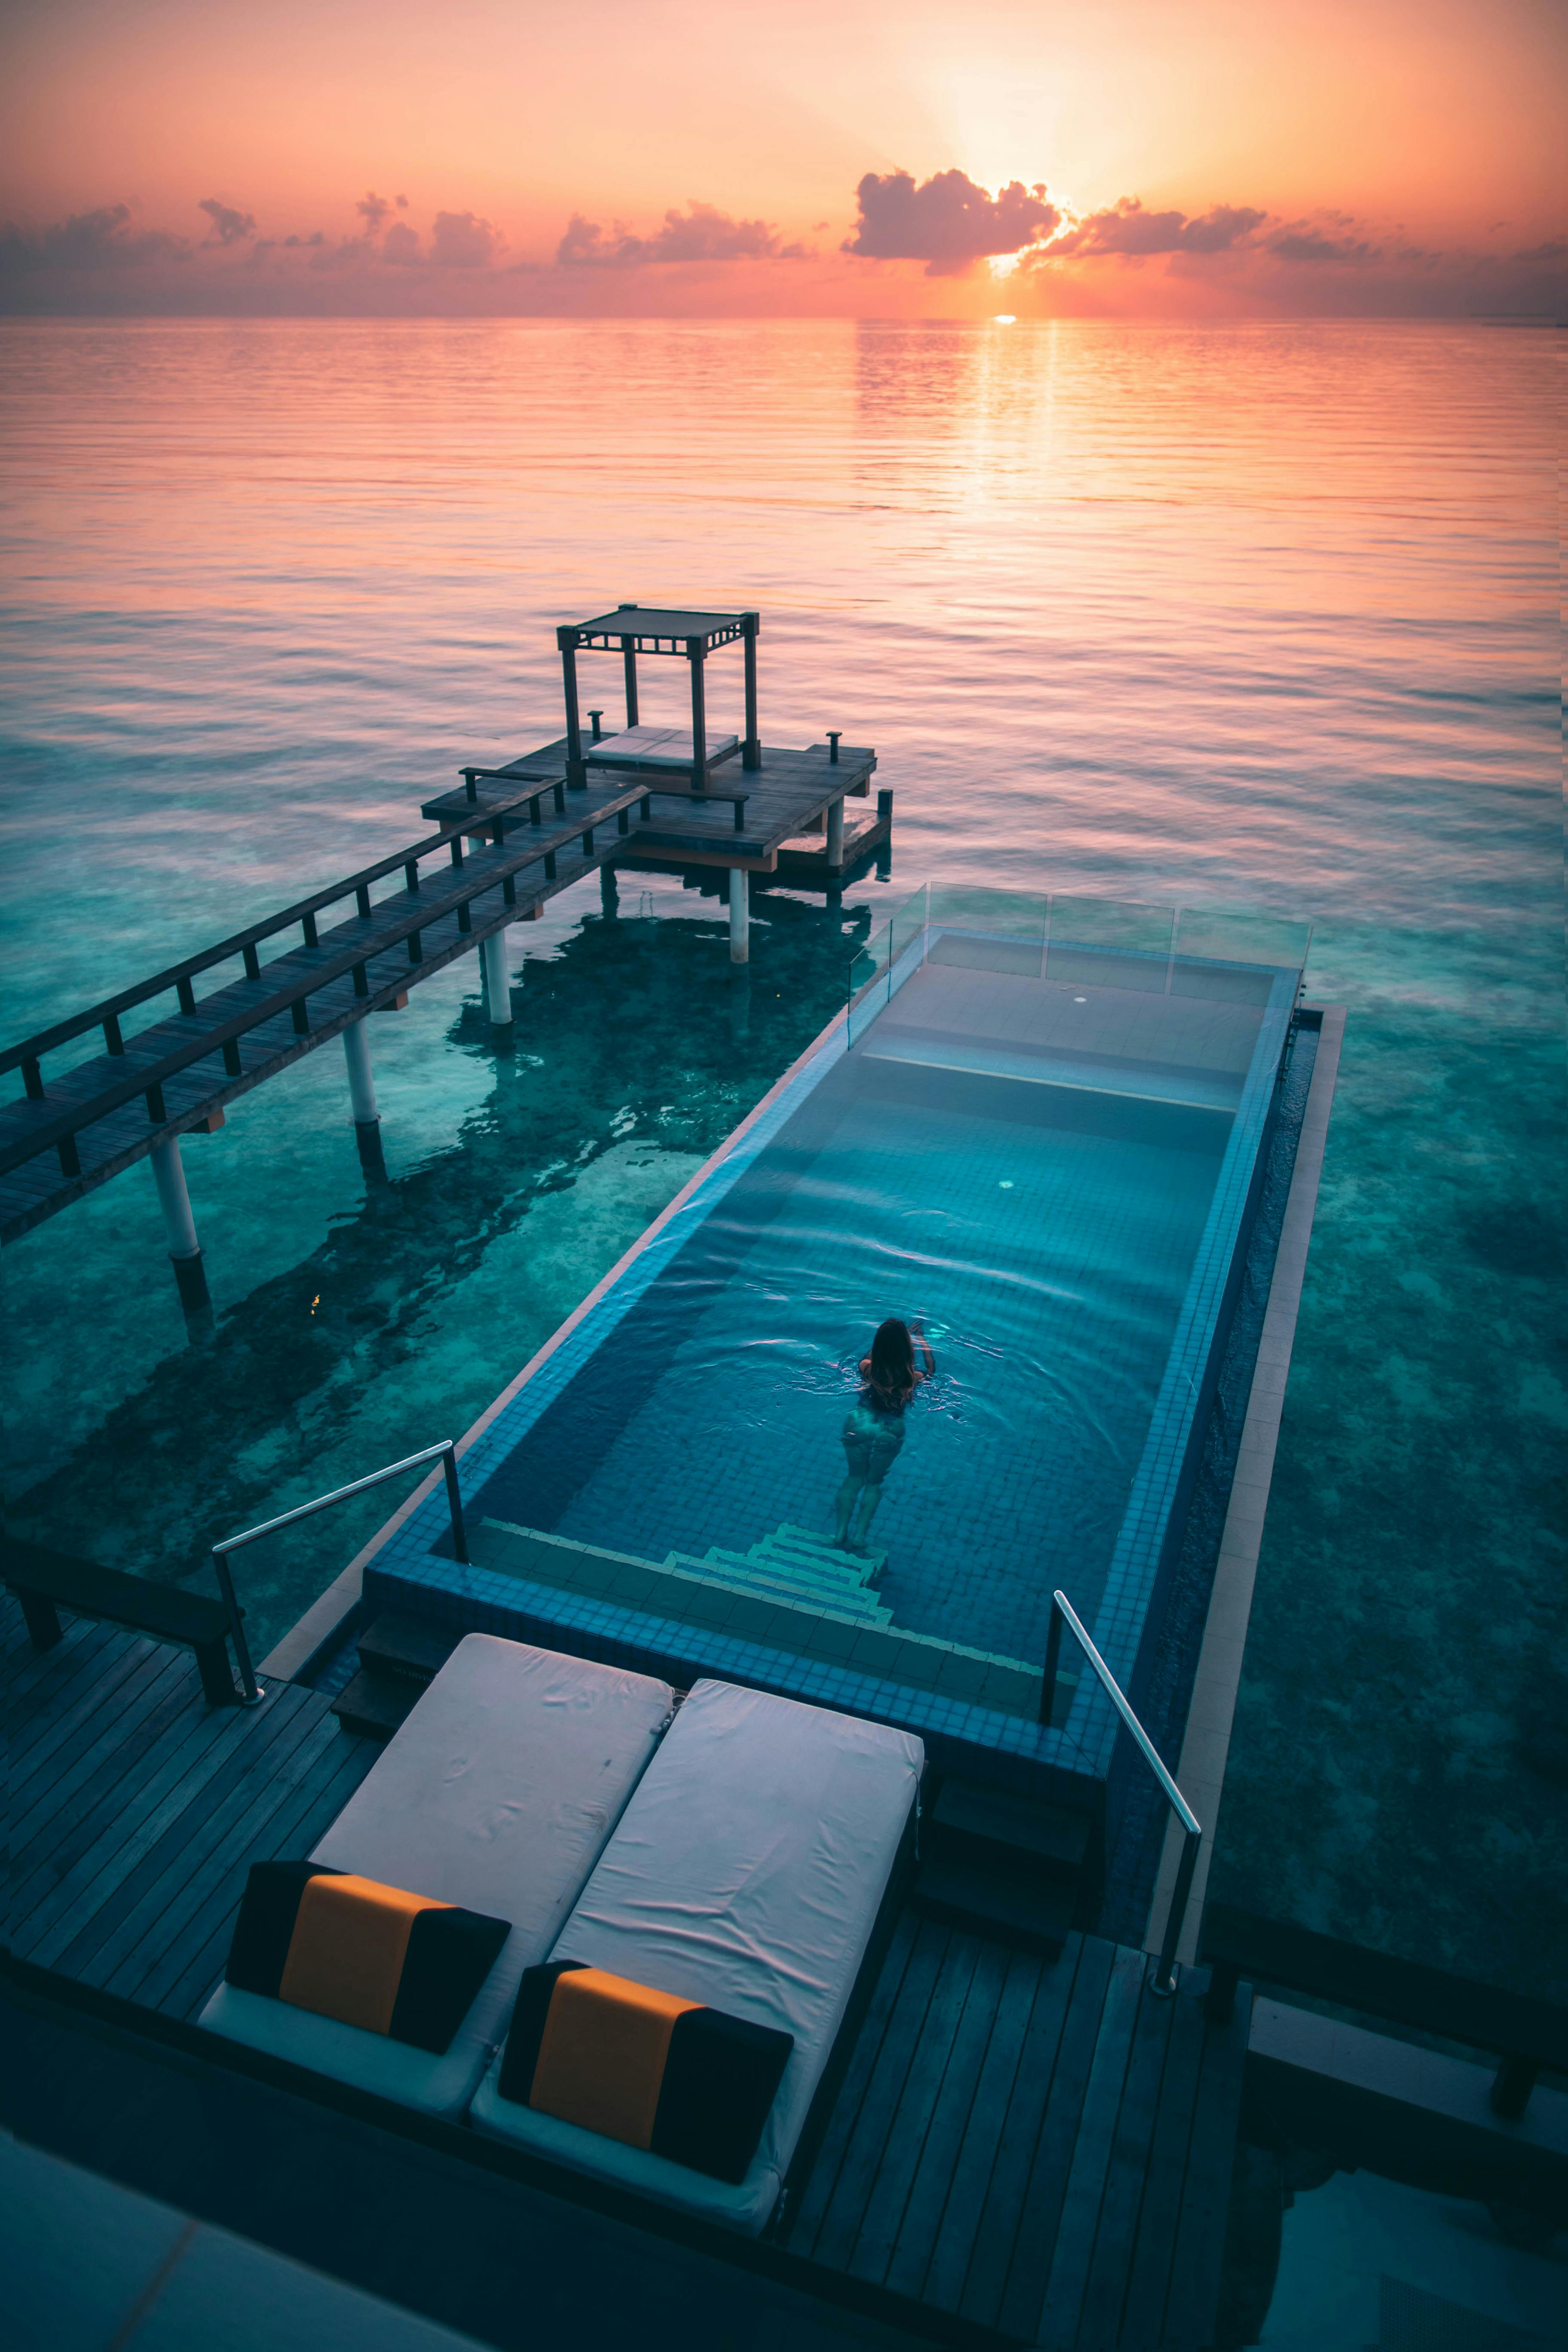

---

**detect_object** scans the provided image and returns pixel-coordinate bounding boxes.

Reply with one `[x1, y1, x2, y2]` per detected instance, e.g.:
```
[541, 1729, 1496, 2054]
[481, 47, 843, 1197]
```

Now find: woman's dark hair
[867, 1318, 916, 1404]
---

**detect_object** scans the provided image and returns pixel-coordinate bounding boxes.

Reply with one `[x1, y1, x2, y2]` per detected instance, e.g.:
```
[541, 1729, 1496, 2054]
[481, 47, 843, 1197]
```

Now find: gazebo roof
[564, 606, 754, 654]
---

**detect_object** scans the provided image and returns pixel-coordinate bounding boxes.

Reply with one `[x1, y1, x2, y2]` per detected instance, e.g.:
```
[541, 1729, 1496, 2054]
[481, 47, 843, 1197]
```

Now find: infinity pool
[372, 900, 1304, 1781]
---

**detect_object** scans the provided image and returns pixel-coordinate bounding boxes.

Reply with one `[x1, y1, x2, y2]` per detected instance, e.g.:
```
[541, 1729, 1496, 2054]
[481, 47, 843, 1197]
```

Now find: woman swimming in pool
[833, 1317, 936, 1553]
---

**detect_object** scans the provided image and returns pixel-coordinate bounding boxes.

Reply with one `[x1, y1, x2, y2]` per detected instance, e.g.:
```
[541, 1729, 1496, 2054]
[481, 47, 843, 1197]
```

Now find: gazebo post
[741, 611, 760, 771]
[687, 635, 707, 796]
[558, 625, 586, 790]
[617, 603, 640, 727]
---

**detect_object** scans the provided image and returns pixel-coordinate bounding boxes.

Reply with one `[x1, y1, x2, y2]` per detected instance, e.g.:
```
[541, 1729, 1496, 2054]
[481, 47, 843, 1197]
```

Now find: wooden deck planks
[919, 1945, 1044, 2312]
[7, 1589, 1250, 2350]
[959, 1934, 1102, 2331]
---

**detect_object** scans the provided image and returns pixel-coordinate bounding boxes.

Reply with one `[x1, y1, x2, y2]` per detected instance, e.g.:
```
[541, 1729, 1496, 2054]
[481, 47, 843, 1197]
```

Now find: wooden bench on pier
[3, 1533, 239, 1707]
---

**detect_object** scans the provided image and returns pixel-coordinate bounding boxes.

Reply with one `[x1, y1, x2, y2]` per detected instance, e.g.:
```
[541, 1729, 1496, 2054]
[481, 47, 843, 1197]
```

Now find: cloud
[1047, 199, 1265, 258]
[198, 197, 256, 247]
[0, 201, 189, 276]
[557, 201, 806, 266]
[356, 191, 392, 235]
[1267, 228, 1378, 263]
[429, 209, 499, 266]
[845, 169, 1060, 275]
[383, 221, 420, 264]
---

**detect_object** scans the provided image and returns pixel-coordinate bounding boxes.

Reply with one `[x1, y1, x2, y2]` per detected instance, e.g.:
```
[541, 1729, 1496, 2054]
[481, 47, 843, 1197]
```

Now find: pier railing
[210, 1440, 468, 1705]
[1043, 1589, 1201, 1998]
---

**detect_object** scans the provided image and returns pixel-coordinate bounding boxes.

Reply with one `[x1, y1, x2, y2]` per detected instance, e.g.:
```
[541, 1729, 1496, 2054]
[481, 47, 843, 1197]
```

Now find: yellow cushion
[279, 1872, 450, 2037]
[527, 1966, 699, 2149]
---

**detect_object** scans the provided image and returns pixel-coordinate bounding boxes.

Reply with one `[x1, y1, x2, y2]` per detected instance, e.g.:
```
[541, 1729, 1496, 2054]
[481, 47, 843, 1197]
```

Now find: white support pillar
[728, 866, 750, 965]
[150, 1132, 210, 1313]
[342, 1019, 379, 1124]
[825, 796, 845, 867]
[480, 929, 513, 1026]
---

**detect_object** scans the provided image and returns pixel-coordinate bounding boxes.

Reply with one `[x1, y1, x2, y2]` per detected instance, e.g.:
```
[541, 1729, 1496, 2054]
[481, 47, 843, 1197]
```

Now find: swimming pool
[364, 888, 1308, 1794]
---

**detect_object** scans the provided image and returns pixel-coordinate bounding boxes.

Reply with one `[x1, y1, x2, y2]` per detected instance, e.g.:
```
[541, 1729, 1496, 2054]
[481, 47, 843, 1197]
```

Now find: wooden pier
[3, 1590, 1251, 2349]
[0, 602, 885, 1308]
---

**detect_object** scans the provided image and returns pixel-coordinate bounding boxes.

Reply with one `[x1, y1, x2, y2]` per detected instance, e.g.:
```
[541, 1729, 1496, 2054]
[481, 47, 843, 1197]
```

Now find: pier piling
[149, 1133, 211, 1316]
[728, 867, 750, 964]
[341, 1019, 388, 1180]
[826, 797, 845, 869]
[479, 930, 513, 1026]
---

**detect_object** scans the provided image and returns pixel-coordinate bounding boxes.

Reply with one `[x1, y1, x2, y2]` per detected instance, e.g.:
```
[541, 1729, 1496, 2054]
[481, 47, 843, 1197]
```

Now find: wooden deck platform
[3, 1594, 1250, 2347]
[425, 735, 876, 873]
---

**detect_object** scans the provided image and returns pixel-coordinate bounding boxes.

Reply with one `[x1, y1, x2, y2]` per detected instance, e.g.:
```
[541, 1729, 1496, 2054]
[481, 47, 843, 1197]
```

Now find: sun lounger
[199, 1635, 674, 2119]
[469, 1679, 923, 2231]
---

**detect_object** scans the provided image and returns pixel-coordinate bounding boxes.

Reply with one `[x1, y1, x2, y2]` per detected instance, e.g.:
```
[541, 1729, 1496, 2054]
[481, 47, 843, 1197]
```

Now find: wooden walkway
[3, 1593, 1249, 2346]
[0, 742, 878, 1246]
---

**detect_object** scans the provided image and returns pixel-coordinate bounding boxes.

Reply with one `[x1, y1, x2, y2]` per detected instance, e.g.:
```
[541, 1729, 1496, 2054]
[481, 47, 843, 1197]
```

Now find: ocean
[0, 321, 1560, 1977]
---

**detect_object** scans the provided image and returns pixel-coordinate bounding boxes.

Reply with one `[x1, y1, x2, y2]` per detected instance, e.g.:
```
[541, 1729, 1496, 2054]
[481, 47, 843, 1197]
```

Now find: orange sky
[2, 0, 1563, 313]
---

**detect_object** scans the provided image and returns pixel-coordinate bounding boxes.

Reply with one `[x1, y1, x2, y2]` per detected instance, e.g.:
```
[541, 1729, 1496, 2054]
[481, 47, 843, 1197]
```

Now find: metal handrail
[210, 1440, 468, 1706]
[1041, 1589, 1201, 1999]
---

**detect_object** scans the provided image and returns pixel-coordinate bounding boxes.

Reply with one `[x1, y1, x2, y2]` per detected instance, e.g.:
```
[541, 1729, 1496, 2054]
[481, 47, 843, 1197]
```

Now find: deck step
[912, 1847, 1079, 1954]
[331, 1665, 420, 1741]
[355, 1612, 459, 1686]
[928, 1779, 1095, 1884]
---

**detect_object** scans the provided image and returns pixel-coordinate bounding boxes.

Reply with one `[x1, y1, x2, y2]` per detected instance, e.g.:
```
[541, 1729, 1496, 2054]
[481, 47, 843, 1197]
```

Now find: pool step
[685, 1522, 896, 1624]
[665, 1550, 893, 1624]
[914, 1776, 1102, 1954]
[331, 1612, 459, 1741]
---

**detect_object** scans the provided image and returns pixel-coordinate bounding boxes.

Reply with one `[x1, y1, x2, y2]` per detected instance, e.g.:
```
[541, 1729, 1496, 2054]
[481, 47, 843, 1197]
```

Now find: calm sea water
[0, 318, 1561, 1981]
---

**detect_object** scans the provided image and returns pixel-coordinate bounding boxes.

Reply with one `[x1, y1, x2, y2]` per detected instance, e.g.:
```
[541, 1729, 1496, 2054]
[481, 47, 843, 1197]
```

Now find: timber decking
[425, 738, 876, 870]
[3, 1594, 1250, 2346]
[787, 1918, 1247, 2347]
[3, 1601, 375, 2022]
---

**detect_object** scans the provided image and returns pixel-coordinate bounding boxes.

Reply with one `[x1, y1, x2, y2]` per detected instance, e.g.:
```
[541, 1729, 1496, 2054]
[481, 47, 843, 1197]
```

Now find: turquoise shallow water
[0, 317, 1562, 1997]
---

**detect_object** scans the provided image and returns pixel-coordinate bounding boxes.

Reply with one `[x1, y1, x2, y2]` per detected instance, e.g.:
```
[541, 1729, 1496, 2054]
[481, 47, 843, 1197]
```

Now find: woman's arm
[912, 1322, 936, 1378]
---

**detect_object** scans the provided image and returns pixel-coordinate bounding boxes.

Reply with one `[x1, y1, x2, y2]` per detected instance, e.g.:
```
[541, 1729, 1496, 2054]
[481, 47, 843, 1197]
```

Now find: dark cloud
[1047, 199, 1265, 258]
[1513, 237, 1566, 262]
[1268, 229, 1378, 263]
[395, 194, 409, 209]
[198, 197, 256, 247]
[429, 209, 500, 267]
[383, 221, 420, 264]
[845, 170, 1060, 275]
[557, 202, 806, 266]
[356, 191, 392, 235]
[282, 231, 327, 249]
[0, 202, 189, 276]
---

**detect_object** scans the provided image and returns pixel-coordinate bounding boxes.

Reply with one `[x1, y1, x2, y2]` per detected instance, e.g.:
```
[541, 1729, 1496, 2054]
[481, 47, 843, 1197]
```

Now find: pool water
[469, 941, 1284, 1684]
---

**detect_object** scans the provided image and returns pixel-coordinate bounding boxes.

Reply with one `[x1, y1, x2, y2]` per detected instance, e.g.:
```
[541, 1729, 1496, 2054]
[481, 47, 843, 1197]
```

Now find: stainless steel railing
[1041, 1587, 1201, 1998]
[211, 1439, 468, 1706]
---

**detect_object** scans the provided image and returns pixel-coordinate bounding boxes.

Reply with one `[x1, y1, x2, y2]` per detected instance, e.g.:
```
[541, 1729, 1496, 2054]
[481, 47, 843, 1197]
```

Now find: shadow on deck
[2, 1598, 1251, 2349]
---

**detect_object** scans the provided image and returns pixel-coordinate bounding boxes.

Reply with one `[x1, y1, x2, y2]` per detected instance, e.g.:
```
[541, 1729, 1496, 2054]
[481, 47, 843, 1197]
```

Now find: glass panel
[1045, 895, 1175, 994]
[847, 882, 928, 1043]
[1170, 903, 1311, 1003]
[926, 884, 1046, 974]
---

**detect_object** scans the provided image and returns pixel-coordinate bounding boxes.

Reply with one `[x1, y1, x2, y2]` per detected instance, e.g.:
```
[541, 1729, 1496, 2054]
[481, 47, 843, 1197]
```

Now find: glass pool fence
[848, 884, 1311, 1045]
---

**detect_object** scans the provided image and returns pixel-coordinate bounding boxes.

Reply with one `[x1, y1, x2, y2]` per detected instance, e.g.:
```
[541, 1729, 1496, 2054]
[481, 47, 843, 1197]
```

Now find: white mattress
[199, 1634, 674, 2119]
[469, 1678, 922, 2230]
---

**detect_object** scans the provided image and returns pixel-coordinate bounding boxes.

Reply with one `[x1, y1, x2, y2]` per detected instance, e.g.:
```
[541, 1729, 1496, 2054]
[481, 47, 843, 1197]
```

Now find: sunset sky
[2, 0, 1563, 315]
